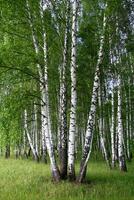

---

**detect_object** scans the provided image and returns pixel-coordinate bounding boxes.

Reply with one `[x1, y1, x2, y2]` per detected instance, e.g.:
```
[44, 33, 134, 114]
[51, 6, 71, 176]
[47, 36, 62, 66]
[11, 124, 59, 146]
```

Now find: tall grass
[0, 158, 133, 200]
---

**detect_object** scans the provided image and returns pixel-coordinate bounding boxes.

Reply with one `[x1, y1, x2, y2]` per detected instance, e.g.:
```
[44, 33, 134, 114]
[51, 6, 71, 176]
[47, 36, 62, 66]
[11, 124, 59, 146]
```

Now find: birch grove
[0, 0, 133, 184]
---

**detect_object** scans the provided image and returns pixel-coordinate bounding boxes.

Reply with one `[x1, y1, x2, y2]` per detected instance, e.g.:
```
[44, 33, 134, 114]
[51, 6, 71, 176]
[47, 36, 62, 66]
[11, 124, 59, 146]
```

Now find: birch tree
[58, 1, 70, 179]
[98, 84, 110, 167]
[68, 0, 79, 181]
[24, 109, 39, 161]
[117, 75, 127, 171]
[77, 8, 107, 183]
[111, 81, 116, 168]
[26, 0, 60, 181]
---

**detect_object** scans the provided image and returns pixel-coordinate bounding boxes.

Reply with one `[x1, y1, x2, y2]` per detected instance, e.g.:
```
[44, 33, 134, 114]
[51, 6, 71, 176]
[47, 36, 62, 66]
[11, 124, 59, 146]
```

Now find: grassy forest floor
[0, 158, 134, 200]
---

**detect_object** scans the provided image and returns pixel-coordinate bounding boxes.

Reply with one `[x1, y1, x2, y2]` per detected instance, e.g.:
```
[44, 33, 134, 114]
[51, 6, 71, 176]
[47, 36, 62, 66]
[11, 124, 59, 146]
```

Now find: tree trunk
[76, 66, 100, 183]
[34, 104, 39, 158]
[98, 84, 110, 167]
[68, 0, 79, 181]
[5, 144, 10, 159]
[41, 112, 47, 163]
[40, 0, 61, 181]
[77, 10, 107, 183]
[58, 2, 70, 179]
[111, 83, 116, 168]
[26, 0, 60, 181]
[24, 110, 39, 162]
[117, 75, 127, 172]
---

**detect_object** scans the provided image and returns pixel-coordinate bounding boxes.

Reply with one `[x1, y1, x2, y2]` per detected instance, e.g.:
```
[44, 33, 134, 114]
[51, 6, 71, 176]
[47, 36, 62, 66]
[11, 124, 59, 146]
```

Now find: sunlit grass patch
[0, 158, 133, 200]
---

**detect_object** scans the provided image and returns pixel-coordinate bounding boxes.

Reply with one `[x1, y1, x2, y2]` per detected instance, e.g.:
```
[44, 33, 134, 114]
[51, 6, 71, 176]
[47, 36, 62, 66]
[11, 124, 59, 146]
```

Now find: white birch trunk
[68, 0, 79, 180]
[40, 0, 53, 147]
[111, 86, 115, 167]
[109, 39, 116, 168]
[23, 127, 27, 157]
[58, 4, 69, 178]
[98, 85, 110, 167]
[24, 110, 39, 161]
[31, 110, 35, 154]
[26, 0, 60, 181]
[34, 104, 39, 157]
[40, 0, 60, 180]
[117, 75, 127, 171]
[115, 122, 119, 161]
[41, 110, 47, 162]
[77, 11, 107, 183]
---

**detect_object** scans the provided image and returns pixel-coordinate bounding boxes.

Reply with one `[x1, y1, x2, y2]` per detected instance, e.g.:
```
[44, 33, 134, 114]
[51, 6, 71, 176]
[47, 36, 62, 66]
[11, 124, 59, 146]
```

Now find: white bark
[58, 2, 69, 178]
[26, 0, 60, 180]
[68, 0, 79, 180]
[24, 110, 39, 161]
[117, 75, 127, 171]
[111, 85, 115, 167]
[40, 0, 53, 147]
[34, 104, 39, 156]
[41, 108, 47, 162]
[23, 127, 27, 156]
[40, 0, 60, 180]
[77, 11, 107, 183]
[98, 85, 110, 167]
[109, 39, 116, 167]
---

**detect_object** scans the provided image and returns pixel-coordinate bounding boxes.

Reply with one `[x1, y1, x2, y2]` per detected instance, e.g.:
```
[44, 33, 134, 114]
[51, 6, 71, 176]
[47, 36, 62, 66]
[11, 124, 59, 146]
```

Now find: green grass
[0, 158, 134, 200]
